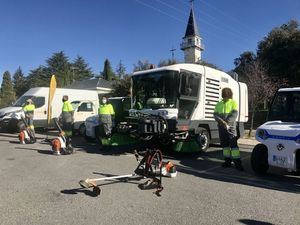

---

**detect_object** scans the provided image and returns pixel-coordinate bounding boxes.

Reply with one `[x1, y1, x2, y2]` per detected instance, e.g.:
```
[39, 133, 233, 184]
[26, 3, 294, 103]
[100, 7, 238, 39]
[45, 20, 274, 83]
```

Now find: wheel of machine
[195, 128, 210, 152]
[93, 186, 101, 196]
[251, 144, 269, 174]
[78, 124, 86, 136]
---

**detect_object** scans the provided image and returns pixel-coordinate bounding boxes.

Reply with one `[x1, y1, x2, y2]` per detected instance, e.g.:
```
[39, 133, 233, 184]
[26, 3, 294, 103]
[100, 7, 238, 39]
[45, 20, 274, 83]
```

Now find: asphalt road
[0, 132, 299, 225]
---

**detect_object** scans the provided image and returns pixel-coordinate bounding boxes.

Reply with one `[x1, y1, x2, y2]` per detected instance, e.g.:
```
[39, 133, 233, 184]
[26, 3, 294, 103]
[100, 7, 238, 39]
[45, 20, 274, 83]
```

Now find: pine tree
[115, 60, 126, 79]
[71, 56, 93, 81]
[26, 66, 50, 88]
[46, 51, 71, 87]
[102, 59, 115, 81]
[13, 67, 28, 97]
[0, 71, 16, 107]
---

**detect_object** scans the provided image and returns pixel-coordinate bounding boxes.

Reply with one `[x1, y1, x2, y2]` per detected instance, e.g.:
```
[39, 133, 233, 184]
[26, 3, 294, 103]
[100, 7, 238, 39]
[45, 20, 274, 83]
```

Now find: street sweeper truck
[117, 63, 248, 152]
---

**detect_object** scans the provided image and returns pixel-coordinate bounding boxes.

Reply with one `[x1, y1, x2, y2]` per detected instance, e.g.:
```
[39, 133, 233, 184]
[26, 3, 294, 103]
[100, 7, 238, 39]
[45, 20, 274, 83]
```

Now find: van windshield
[268, 91, 300, 122]
[14, 96, 45, 108]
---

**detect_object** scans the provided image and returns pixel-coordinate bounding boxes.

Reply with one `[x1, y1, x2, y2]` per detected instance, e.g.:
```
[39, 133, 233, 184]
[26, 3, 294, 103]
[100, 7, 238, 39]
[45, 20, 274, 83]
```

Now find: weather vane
[190, 0, 195, 7]
[170, 47, 176, 61]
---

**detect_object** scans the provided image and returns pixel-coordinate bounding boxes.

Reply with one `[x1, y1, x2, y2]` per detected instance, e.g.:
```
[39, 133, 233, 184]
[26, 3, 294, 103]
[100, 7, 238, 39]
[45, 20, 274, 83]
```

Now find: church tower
[180, 5, 204, 63]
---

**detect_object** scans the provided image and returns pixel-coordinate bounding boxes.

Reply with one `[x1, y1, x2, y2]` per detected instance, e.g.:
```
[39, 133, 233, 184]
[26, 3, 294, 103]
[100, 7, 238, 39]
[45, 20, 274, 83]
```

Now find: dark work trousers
[218, 125, 240, 160]
[99, 114, 113, 137]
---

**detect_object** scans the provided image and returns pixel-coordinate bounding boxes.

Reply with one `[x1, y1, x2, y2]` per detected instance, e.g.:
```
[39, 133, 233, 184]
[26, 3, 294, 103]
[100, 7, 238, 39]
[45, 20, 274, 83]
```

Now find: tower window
[188, 38, 192, 44]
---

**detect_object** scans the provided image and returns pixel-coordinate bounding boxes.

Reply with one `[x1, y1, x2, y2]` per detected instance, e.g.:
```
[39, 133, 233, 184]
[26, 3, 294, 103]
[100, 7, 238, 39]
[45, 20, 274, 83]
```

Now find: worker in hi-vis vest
[61, 95, 74, 140]
[23, 99, 36, 135]
[98, 96, 115, 138]
[214, 88, 244, 171]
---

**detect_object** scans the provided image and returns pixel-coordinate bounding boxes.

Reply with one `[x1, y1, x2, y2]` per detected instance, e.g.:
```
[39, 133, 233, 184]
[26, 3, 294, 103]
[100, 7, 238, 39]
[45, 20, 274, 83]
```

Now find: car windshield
[268, 91, 300, 122]
[132, 70, 180, 109]
[71, 101, 81, 110]
[14, 95, 45, 108]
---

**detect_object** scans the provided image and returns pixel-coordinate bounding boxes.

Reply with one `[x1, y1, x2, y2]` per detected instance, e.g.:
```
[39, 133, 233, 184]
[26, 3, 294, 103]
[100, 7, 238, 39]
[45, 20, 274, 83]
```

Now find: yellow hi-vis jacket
[62, 101, 74, 123]
[214, 98, 238, 131]
[23, 104, 35, 118]
[98, 103, 115, 115]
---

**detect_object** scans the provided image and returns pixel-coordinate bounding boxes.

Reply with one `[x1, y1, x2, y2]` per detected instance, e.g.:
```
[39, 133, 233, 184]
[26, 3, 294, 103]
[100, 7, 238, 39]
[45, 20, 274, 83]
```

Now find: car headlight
[257, 129, 269, 140]
[295, 135, 300, 144]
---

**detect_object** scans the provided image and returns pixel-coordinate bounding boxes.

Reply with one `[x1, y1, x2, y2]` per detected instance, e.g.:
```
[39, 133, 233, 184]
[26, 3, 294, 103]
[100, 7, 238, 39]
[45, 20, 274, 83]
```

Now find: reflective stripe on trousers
[231, 147, 240, 159]
[223, 147, 231, 158]
[223, 147, 240, 159]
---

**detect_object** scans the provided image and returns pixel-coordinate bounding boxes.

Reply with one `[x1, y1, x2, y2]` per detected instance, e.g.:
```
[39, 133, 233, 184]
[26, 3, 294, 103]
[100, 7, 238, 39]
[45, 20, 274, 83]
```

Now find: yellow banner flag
[47, 75, 57, 125]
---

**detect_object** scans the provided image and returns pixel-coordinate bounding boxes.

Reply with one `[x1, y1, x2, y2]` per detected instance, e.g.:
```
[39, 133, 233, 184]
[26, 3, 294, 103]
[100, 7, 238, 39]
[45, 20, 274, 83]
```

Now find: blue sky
[0, 0, 299, 83]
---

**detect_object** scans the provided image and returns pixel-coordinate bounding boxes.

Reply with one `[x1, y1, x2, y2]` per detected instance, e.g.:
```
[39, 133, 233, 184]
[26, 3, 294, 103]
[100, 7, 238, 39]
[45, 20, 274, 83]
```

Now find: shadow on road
[61, 188, 99, 197]
[238, 219, 274, 225]
[14, 146, 57, 155]
[176, 149, 300, 194]
[61, 179, 142, 197]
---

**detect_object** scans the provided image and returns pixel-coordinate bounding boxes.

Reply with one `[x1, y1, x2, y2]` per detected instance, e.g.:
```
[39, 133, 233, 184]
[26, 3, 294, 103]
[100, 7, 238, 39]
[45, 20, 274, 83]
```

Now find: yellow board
[47, 75, 57, 125]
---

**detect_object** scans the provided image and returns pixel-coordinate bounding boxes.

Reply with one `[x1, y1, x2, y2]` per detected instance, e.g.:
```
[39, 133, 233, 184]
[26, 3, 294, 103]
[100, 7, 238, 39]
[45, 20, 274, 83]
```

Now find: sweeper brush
[79, 149, 176, 196]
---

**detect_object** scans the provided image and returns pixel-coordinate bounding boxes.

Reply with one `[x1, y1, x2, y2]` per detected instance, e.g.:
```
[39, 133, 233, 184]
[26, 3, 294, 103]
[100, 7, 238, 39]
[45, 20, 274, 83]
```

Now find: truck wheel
[251, 144, 269, 174]
[195, 128, 210, 152]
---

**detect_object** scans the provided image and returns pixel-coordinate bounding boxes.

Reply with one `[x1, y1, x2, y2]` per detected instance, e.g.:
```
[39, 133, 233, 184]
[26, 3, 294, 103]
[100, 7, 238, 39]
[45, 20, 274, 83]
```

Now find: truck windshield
[268, 91, 300, 122]
[14, 95, 45, 108]
[132, 70, 179, 109]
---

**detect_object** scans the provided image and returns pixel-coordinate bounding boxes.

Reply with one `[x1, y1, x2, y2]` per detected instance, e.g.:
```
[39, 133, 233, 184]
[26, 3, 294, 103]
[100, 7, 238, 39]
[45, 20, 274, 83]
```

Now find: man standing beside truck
[61, 95, 74, 143]
[23, 99, 36, 135]
[98, 96, 115, 139]
[214, 88, 244, 171]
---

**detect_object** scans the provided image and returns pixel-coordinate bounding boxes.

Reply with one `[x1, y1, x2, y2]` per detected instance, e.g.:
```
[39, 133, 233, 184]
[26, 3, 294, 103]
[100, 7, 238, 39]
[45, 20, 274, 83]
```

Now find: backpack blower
[51, 118, 74, 155]
[19, 116, 36, 144]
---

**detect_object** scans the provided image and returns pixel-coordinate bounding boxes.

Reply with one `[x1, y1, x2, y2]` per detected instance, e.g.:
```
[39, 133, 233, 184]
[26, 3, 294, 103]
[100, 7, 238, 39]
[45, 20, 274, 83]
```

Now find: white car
[84, 97, 131, 142]
[251, 88, 300, 174]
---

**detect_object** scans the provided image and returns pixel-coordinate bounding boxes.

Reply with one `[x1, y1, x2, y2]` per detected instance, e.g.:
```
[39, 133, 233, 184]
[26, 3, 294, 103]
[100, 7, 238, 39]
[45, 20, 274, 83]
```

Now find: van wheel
[251, 144, 269, 174]
[195, 128, 210, 152]
[84, 134, 95, 143]
[78, 124, 86, 136]
[7, 118, 21, 133]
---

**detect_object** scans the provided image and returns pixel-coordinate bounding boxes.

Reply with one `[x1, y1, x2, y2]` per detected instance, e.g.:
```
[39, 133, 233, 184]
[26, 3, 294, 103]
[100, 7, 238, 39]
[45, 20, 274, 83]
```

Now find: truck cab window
[180, 72, 200, 97]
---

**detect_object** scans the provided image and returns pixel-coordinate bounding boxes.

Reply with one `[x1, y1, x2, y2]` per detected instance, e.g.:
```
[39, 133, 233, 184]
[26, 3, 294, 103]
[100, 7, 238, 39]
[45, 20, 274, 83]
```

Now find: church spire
[181, 2, 204, 63]
[184, 7, 200, 37]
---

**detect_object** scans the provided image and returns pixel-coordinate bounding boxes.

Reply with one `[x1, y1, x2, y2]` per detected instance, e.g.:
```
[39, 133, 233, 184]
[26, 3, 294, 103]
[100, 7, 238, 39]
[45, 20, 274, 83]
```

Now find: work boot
[233, 159, 244, 171]
[222, 158, 232, 167]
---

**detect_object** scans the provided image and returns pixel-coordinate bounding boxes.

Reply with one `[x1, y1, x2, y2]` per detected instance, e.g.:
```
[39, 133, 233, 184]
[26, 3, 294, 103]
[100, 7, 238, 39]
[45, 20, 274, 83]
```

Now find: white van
[0, 87, 99, 133]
